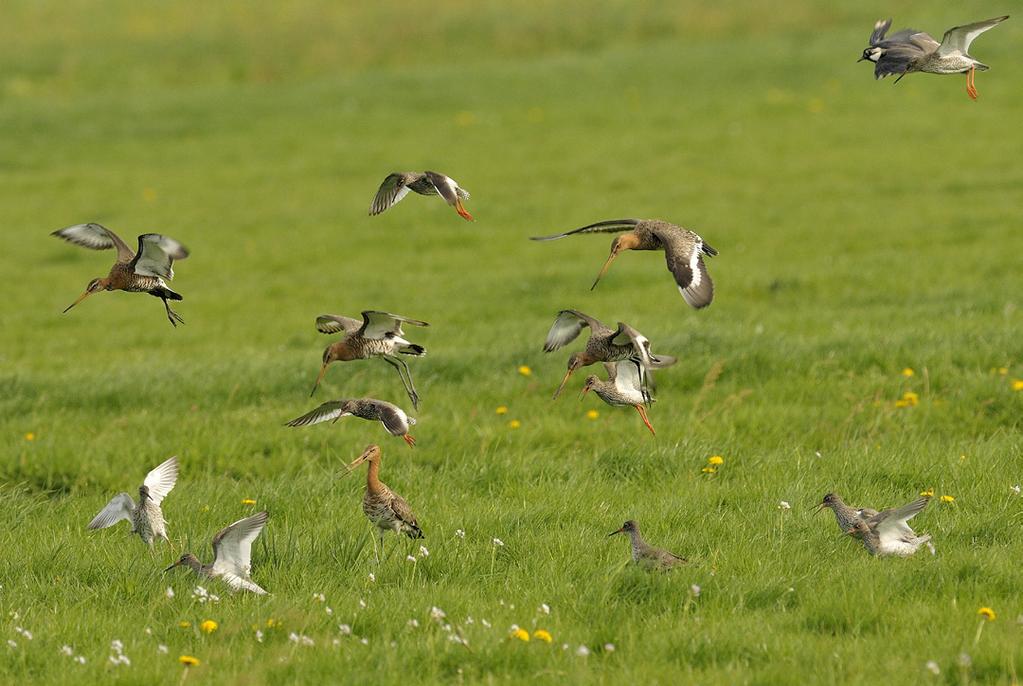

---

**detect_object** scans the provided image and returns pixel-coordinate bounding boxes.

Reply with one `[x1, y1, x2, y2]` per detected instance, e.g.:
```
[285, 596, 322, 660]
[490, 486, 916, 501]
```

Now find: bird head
[591, 234, 640, 290]
[63, 277, 108, 314]
[552, 353, 589, 400]
[138, 485, 151, 501]
[847, 521, 870, 538]
[579, 375, 600, 399]
[608, 520, 638, 537]
[344, 444, 381, 475]
[859, 47, 882, 63]
[164, 553, 199, 572]
[815, 492, 839, 513]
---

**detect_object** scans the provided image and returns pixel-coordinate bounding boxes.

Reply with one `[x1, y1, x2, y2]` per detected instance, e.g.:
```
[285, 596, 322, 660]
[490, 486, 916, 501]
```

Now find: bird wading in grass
[310, 310, 429, 409]
[165, 511, 270, 594]
[860, 16, 1010, 99]
[87, 456, 178, 546]
[344, 444, 423, 561]
[608, 520, 686, 570]
[531, 219, 717, 308]
[369, 171, 473, 221]
[286, 398, 418, 448]
[51, 223, 190, 326]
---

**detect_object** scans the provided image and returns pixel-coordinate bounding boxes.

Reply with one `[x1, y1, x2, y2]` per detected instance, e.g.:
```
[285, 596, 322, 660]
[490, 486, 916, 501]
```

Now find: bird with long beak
[164, 511, 270, 594]
[51, 223, 189, 326]
[531, 219, 717, 308]
[310, 310, 429, 408]
[608, 520, 685, 570]
[543, 309, 675, 400]
[369, 171, 473, 221]
[344, 445, 423, 561]
[815, 492, 879, 534]
[581, 360, 656, 436]
[286, 398, 417, 448]
[87, 456, 178, 546]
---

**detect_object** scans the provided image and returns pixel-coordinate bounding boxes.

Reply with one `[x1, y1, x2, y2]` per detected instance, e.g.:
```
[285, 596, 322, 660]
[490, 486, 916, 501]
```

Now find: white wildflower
[74, 656, 86, 664]
[419, 545, 429, 557]
[465, 616, 474, 624]
[368, 573, 376, 583]
[407, 619, 419, 629]
[255, 630, 264, 643]
[325, 606, 334, 616]
[576, 645, 590, 657]
[144, 627, 152, 636]
[14, 627, 32, 640]
[313, 593, 326, 603]
[406, 555, 417, 563]
[60, 645, 74, 657]
[338, 624, 352, 636]
[430, 606, 446, 622]
[492, 538, 504, 547]
[690, 584, 701, 597]
[481, 619, 491, 628]
[6, 640, 16, 650]
[539, 603, 550, 615]
[358, 599, 367, 609]
[157, 644, 168, 655]
[288, 632, 314, 647]
[455, 529, 465, 539]
[925, 660, 940, 675]
[165, 587, 175, 599]
[779, 501, 791, 510]
[332, 638, 340, 647]
[604, 643, 616, 652]
[1012, 485, 1021, 495]
[360, 637, 369, 645]
[110, 639, 124, 654]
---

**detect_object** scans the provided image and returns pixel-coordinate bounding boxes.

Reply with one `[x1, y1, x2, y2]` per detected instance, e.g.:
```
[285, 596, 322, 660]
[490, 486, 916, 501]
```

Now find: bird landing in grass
[608, 520, 686, 570]
[51, 223, 190, 327]
[860, 16, 1009, 100]
[369, 171, 473, 221]
[87, 456, 178, 546]
[846, 496, 933, 557]
[531, 219, 716, 308]
[286, 398, 417, 447]
[165, 511, 270, 594]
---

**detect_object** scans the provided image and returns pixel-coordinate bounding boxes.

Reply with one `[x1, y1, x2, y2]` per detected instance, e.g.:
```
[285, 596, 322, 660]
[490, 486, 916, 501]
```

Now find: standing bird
[164, 511, 270, 594]
[581, 360, 656, 436]
[286, 398, 418, 447]
[369, 171, 473, 221]
[531, 219, 717, 309]
[344, 444, 423, 560]
[87, 456, 178, 546]
[815, 492, 879, 533]
[311, 310, 429, 409]
[846, 496, 932, 557]
[860, 16, 1010, 100]
[51, 223, 190, 326]
[608, 520, 686, 570]
[543, 309, 676, 400]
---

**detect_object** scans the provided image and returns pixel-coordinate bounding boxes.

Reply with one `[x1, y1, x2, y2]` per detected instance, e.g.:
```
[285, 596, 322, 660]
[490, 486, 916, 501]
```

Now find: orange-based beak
[343, 446, 376, 475]
[62, 289, 95, 314]
[310, 363, 329, 397]
[552, 369, 575, 400]
[590, 248, 619, 290]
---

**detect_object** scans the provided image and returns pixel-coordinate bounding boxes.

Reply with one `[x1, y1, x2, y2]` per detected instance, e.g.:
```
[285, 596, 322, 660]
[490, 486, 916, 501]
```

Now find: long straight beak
[552, 369, 574, 400]
[342, 455, 368, 476]
[579, 386, 589, 401]
[856, 56, 866, 62]
[607, 528, 623, 537]
[813, 503, 826, 514]
[163, 562, 180, 572]
[310, 363, 329, 397]
[62, 290, 93, 314]
[590, 250, 618, 290]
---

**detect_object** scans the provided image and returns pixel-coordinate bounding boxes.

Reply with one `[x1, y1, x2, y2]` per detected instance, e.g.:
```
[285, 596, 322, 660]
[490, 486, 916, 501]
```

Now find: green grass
[2, 1, 1023, 683]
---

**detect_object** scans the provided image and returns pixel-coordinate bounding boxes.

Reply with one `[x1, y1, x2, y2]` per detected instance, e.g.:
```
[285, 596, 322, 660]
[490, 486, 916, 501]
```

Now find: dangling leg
[397, 358, 421, 409]
[633, 404, 656, 436]
[383, 356, 418, 409]
[967, 66, 978, 100]
[160, 295, 185, 327]
[402, 433, 416, 448]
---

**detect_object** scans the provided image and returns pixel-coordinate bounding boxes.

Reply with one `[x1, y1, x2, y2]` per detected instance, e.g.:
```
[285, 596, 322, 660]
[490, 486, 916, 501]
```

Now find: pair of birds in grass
[818, 492, 933, 557]
[861, 15, 1010, 100]
[87, 456, 271, 594]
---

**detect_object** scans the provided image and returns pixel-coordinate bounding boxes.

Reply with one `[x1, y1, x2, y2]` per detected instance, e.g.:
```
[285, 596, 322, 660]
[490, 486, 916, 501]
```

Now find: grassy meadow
[2, 1, 1023, 683]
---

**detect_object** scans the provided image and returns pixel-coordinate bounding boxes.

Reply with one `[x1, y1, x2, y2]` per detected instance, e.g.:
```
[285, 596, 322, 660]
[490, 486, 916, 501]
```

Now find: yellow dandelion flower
[894, 399, 910, 408]
[178, 655, 200, 667]
[510, 628, 530, 642]
[495, 406, 509, 415]
[701, 466, 717, 474]
[200, 505, 210, 512]
[920, 488, 934, 497]
[241, 498, 256, 506]
[902, 391, 919, 404]
[508, 419, 521, 429]
[24, 432, 35, 441]
[586, 409, 599, 420]
[901, 368, 915, 377]
[978, 607, 996, 621]
[998, 367, 1009, 376]
[517, 365, 532, 377]
[1012, 379, 1023, 391]
[533, 629, 553, 643]
[940, 495, 955, 504]
[266, 618, 279, 629]
[707, 455, 724, 466]
[200, 620, 218, 634]
[178, 621, 192, 629]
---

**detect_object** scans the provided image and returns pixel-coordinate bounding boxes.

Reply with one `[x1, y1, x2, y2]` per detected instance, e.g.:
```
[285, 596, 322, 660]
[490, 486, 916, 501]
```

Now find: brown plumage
[531, 219, 717, 308]
[311, 311, 429, 409]
[543, 309, 676, 400]
[345, 445, 423, 558]
[608, 520, 686, 570]
[286, 398, 417, 447]
[582, 360, 656, 436]
[369, 171, 472, 221]
[815, 492, 880, 533]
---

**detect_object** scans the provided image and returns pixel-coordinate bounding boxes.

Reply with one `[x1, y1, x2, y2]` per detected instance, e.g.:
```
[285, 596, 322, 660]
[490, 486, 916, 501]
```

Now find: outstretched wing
[654, 228, 714, 309]
[211, 511, 269, 579]
[366, 399, 412, 435]
[612, 359, 646, 396]
[610, 322, 654, 369]
[543, 310, 599, 352]
[130, 234, 189, 280]
[370, 173, 414, 215]
[360, 311, 430, 339]
[872, 496, 929, 544]
[142, 456, 178, 505]
[529, 218, 641, 242]
[87, 493, 136, 529]
[869, 18, 893, 46]
[315, 314, 362, 335]
[939, 16, 1009, 57]
[52, 223, 135, 263]
[285, 400, 354, 427]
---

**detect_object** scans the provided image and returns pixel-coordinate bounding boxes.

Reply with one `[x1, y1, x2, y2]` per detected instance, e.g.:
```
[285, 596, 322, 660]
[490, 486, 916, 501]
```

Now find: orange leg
[454, 200, 474, 221]
[402, 433, 416, 448]
[633, 404, 656, 436]
[966, 66, 978, 100]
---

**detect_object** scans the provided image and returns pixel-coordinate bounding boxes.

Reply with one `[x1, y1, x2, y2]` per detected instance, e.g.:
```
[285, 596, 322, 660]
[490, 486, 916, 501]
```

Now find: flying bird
[860, 16, 1010, 99]
[344, 445, 424, 560]
[165, 511, 270, 594]
[531, 219, 717, 308]
[311, 310, 429, 409]
[543, 309, 675, 400]
[608, 520, 686, 570]
[846, 496, 932, 557]
[369, 171, 473, 221]
[581, 360, 656, 436]
[87, 456, 178, 546]
[51, 223, 190, 326]
[286, 398, 418, 447]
